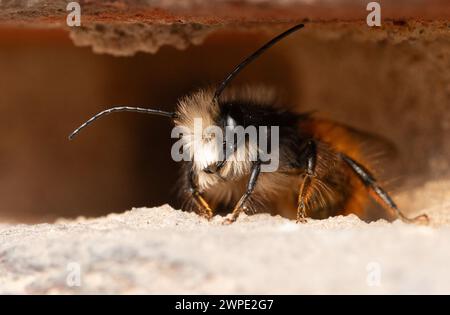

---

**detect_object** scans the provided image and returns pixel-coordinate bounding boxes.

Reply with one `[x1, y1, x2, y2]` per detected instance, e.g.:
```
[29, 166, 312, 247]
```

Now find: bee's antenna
[213, 23, 305, 103]
[68, 106, 176, 140]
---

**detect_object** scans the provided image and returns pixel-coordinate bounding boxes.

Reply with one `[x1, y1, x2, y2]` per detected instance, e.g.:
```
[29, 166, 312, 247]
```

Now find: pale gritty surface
[1, 196, 450, 294]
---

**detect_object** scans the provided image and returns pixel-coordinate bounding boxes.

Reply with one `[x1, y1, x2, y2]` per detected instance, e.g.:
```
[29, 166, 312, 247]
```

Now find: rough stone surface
[1, 201, 450, 294]
[1, 0, 449, 24]
[1, 0, 449, 55]
[69, 23, 217, 56]
[68, 20, 450, 56]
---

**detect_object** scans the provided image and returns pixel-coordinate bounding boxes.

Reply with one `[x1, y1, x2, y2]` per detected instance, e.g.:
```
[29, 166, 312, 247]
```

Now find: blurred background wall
[0, 22, 448, 222]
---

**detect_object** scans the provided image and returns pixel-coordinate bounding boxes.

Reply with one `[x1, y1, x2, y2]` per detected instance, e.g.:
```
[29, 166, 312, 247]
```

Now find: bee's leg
[192, 191, 214, 220]
[296, 140, 317, 223]
[341, 154, 429, 224]
[188, 169, 214, 220]
[223, 161, 261, 224]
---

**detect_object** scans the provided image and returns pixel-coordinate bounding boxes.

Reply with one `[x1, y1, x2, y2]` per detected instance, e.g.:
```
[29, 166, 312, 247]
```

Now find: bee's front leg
[223, 161, 261, 225]
[188, 169, 214, 220]
[192, 191, 214, 220]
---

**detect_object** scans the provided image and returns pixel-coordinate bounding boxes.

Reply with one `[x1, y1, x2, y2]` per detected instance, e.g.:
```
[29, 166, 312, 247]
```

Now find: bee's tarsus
[398, 212, 430, 225]
[222, 217, 235, 225]
[296, 219, 308, 224]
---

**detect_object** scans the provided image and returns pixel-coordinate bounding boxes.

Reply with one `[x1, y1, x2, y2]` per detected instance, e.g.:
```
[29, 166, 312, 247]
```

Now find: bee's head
[174, 89, 243, 174]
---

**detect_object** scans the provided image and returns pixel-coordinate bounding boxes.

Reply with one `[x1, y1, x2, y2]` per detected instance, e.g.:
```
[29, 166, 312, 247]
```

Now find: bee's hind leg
[341, 154, 429, 224]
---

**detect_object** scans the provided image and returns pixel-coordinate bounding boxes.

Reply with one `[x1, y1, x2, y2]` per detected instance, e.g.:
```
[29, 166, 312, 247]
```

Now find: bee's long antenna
[213, 23, 305, 103]
[68, 106, 176, 140]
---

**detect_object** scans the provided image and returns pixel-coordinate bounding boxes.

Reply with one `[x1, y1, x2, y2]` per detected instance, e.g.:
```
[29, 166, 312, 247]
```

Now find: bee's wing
[299, 117, 398, 179]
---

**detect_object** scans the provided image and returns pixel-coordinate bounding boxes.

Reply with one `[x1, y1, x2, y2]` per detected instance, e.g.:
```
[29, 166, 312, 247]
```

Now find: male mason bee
[69, 24, 428, 224]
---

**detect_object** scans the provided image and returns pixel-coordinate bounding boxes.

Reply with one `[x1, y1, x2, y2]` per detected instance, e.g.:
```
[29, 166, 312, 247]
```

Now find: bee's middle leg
[296, 140, 317, 223]
[297, 175, 313, 223]
[223, 161, 261, 224]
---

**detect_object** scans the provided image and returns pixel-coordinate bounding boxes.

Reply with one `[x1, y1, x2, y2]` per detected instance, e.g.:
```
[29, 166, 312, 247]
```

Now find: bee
[69, 24, 428, 224]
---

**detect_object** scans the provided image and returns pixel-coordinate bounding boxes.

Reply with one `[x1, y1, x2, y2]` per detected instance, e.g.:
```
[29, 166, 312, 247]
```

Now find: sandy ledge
[1, 204, 450, 294]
